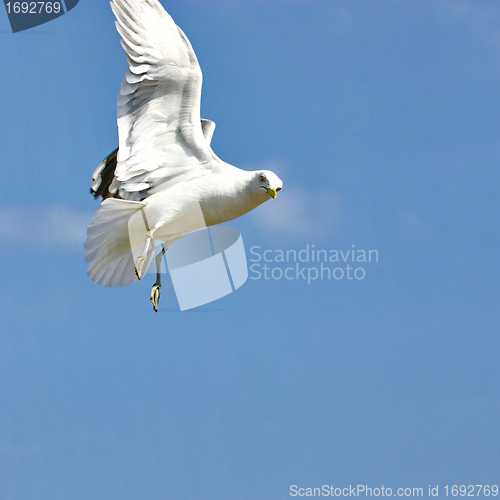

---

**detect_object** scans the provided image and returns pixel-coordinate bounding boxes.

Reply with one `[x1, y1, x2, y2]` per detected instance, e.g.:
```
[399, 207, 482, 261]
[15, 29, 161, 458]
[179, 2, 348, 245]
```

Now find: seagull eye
[259, 175, 266, 182]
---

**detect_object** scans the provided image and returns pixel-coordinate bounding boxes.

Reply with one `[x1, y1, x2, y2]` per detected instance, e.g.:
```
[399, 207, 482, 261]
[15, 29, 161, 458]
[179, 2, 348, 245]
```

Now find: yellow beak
[266, 188, 278, 199]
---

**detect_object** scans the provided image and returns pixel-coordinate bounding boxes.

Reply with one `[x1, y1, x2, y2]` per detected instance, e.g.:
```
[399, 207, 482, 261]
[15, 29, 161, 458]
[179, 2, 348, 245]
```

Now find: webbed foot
[150, 284, 161, 312]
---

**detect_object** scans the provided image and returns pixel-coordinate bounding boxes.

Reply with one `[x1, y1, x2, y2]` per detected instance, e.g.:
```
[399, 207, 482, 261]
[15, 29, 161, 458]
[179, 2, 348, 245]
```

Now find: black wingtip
[90, 147, 119, 200]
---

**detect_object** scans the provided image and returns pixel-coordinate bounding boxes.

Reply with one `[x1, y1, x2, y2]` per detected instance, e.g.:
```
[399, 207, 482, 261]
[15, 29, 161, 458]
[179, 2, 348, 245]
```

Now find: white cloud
[245, 161, 341, 239]
[253, 187, 340, 239]
[0, 163, 340, 250]
[0, 206, 93, 249]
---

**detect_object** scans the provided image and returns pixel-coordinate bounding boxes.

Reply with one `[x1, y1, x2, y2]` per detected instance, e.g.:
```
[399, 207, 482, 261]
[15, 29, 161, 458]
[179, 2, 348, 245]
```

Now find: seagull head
[252, 170, 283, 200]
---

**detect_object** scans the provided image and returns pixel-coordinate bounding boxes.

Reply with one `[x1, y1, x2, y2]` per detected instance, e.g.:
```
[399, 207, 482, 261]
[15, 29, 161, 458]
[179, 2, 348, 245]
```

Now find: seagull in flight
[85, 0, 283, 311]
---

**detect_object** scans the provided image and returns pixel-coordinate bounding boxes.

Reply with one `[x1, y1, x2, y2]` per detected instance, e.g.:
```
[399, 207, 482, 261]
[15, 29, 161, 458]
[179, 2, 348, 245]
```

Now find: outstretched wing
[110, 0, 217, 200]
[90, 118, 216, 200]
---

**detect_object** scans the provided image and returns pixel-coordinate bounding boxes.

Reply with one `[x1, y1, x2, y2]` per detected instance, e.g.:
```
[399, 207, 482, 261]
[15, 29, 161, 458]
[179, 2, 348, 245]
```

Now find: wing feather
[111, 0, 217, 200]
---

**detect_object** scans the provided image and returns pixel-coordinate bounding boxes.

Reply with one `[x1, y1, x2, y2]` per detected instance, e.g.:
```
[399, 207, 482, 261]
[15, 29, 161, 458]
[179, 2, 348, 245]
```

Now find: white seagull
[85, 0, 283, 311]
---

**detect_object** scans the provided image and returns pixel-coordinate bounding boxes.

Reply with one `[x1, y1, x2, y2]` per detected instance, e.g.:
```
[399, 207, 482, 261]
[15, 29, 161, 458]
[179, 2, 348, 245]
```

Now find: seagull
[85, 0, 283, 311]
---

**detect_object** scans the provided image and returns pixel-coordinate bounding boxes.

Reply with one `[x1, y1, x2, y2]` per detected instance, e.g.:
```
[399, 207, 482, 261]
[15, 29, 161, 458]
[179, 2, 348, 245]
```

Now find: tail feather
[85, 198, 151, 288]
[113, 252, 136, 287]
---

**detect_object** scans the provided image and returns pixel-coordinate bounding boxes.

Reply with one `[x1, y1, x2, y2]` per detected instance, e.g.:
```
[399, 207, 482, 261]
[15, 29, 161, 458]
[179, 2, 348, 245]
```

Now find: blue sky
[0, 1, 499, 498]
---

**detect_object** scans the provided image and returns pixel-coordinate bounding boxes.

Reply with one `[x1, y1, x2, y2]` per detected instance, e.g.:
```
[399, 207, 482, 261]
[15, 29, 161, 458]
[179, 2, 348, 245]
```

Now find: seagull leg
[135, 229, 155, 280]
[150, 245, 166, 313]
